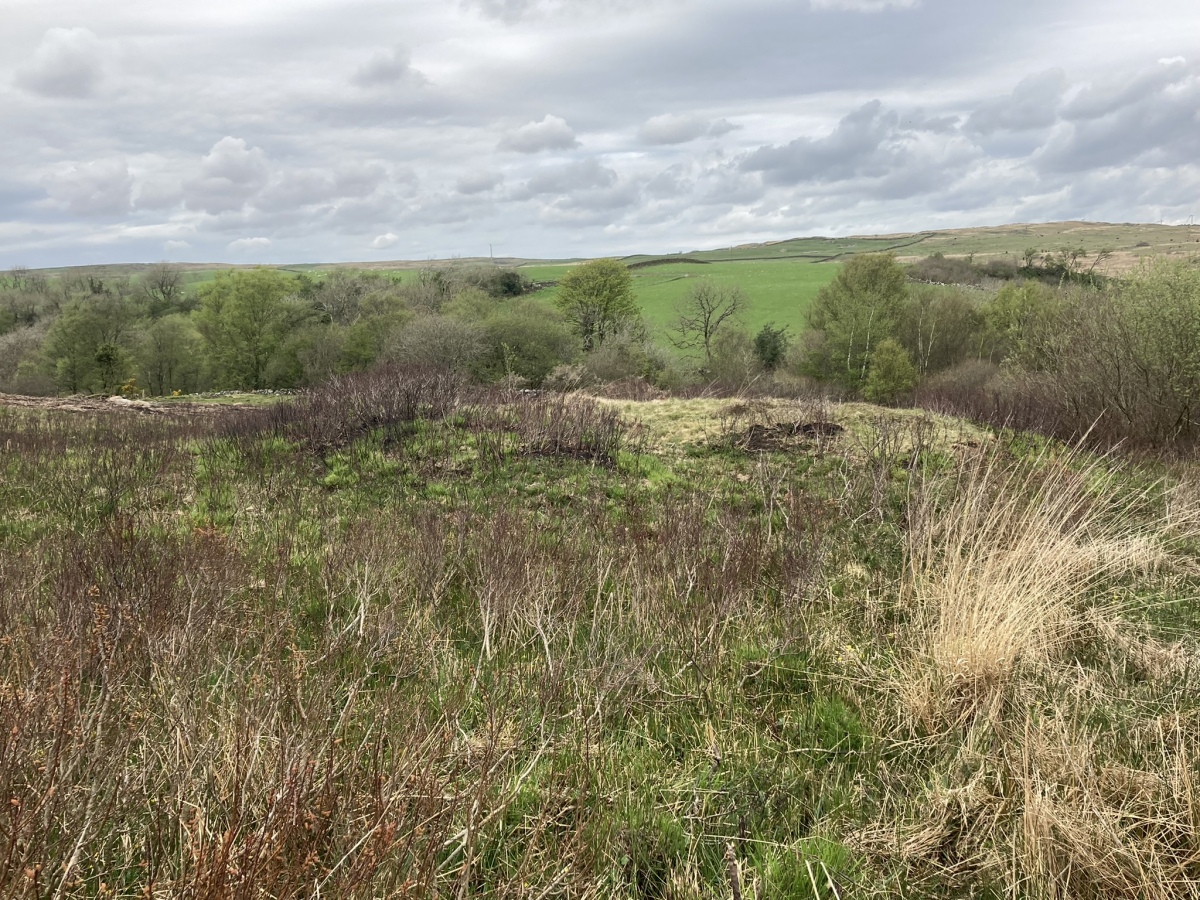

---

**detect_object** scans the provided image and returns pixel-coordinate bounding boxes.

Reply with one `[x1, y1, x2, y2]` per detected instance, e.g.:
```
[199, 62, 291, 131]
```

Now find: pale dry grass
[594, 395, 988, 457]
[901, 450, 1164, 726]
[873, 445, 1200, 898]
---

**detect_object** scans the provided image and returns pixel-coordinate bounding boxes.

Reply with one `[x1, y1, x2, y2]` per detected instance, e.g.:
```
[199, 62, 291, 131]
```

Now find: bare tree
[139, 262, 185, 314]
[670, 281, 748, 364]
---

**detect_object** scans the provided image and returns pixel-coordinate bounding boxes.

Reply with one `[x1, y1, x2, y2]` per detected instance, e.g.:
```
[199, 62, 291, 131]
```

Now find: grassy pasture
[2, 373, 1199, 898]
[523, 259, 840, 337]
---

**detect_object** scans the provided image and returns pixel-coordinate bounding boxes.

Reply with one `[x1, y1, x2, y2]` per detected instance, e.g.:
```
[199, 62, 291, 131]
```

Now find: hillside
[3, 376, 1198, 897]
[24, 220, 1200, 281]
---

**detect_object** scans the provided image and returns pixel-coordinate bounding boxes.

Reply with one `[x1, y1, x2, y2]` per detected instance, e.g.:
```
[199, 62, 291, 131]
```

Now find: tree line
[5, 249, 1200, 449]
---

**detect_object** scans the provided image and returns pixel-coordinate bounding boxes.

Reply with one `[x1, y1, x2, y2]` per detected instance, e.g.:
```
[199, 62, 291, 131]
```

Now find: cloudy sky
[2, 0, 1199, 267]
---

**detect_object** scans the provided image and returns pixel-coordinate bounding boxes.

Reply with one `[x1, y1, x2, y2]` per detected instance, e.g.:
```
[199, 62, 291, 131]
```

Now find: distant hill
[24, 221, 1199, 280]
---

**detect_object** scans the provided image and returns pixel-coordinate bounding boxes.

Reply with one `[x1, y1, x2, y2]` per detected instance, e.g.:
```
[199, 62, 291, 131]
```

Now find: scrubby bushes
[917, 258, 1200, 450]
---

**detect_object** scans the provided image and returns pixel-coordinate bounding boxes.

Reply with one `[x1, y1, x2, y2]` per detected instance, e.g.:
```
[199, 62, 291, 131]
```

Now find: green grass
[2, 382, 1199, 898]
[525, 259, 840, 337]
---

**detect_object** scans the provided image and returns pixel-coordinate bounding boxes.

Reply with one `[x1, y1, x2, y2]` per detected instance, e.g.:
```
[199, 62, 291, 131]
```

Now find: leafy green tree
[43, 293, 134, 393]
[895, 285, 983, 376]
[982, 281, 1065, 368]
[195, 269, 309, 389]
[753, 323, 789, 371]
[801, 253, 908, 390]
[135, 262, 188, 318]
[137, 314, 204, 394]
[863, 338, 918, 405]
[554, 259, 638, 351]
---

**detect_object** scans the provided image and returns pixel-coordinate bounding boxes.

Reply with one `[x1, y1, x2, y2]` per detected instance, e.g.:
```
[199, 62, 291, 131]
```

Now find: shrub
[907, 252, 981, 286]
[753, 323, 789, 371]
[386, 315, 486, 372]
[863, 338, 918, 405]
[582, 325, 667, 385]
[706, 328, 761, 391]
[473, 300, 579, 385]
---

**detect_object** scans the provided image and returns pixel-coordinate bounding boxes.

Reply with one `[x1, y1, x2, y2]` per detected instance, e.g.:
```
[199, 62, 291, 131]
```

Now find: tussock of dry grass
[901, 450, 1164, 725]
[875, 445, 1200, 898]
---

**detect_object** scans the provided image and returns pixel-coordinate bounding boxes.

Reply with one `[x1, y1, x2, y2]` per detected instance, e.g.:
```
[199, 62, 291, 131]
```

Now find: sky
[2, 0, 1199, 267]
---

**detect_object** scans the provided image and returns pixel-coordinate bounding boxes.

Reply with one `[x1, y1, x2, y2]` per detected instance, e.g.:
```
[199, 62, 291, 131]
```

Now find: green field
[521, 259, 840, 337]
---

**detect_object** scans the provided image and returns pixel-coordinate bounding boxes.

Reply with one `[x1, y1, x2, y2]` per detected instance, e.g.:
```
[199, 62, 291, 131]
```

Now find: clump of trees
[0, 261, 560, 396]
[794, 250, 1200, 449]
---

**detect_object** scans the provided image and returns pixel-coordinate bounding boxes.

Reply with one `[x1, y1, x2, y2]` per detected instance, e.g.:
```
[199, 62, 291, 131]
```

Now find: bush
[386, 315, 486, 372]
[863, 338, 918, 405]
[907, 252, 981, 286]
[473, 300, 579, 385]
[707, 328, 761, 390]
[582, 325, 667, 385]
[753, 323, 789, 370]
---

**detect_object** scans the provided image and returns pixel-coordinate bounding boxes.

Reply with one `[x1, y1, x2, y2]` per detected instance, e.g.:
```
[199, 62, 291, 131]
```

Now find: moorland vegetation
[2, 365, 1200, 898]
[3, 240, 1200, 897]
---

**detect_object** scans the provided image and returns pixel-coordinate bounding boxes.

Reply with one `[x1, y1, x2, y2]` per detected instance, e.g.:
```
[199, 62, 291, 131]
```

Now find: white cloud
[370, 232, 399, 249]
[163, 240, 191, 252]
[3, 2, 1200, 268]
[185, 137, 271, 214]
[14, 27, 104, 98]
[228, 237, 271, 251]
[498, 115, 580, 153]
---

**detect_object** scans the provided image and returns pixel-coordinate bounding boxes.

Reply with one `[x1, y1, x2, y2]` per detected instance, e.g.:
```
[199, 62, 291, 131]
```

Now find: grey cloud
[740, 100, 901, 184]
[1063, 58, 1190, 120]
[538, 181, 641, 226]
[456, 170, 504, 194]
[498, 115, 580, 153]
[133, 176, 184, 211]
[43, 159, 132, 216]
[460, 0, 542, 23]
[645, 165, 690, 198]
[352, 46, 425, 88]
[639, 114, 737, 145]
[902, 110, 959, 134]
[1037, 64, 1200, 174]
[4, 1, 1200, 268]
[461, 0, 666, 24]
[14, 28, 104, 99]
[965, 69, 1068, 134]
[515, 159, 617, 198]
[334, 164, 389, 198]
[256, 170, 339, 212]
